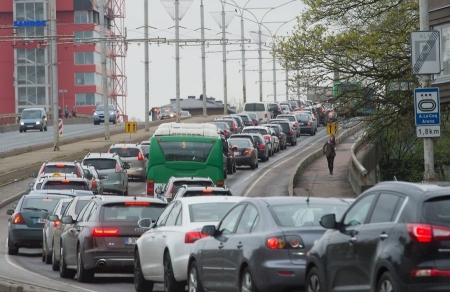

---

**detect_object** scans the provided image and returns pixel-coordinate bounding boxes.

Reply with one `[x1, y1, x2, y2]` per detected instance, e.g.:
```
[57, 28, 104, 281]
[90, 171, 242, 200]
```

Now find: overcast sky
[123, 0, 305, 120]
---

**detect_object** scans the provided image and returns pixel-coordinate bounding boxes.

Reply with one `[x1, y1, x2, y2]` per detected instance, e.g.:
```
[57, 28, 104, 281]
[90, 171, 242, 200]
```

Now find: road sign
[326, 122, 338, 135]
[414, 87, 440, 126]
[416, 125, 440, 138]
[125, 121, 137, 133]
[411, 31, 440, 75]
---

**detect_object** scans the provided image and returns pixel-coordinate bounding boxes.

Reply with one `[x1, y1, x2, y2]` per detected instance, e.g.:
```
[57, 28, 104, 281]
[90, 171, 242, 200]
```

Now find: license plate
[125, 237, 138, 245]
[27, 125, 33, 128]
[34, 218, 46, 224]
[300, 123, 305, 126]
[234, 151, 239, 156]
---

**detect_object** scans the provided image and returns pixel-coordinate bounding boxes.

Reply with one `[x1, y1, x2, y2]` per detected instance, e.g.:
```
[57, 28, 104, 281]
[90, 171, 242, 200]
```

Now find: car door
[202, 204, 245, 291]
[353, 193, 404, 290]
[222, 204, 259, 291]
[325, 193, 376, 291]
[140, 202, 174, 278]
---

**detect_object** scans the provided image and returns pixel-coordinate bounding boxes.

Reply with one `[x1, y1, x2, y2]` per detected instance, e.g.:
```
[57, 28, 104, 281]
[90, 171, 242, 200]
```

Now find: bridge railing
[0, 113, 91, 125]
[349, 133, 377, 195]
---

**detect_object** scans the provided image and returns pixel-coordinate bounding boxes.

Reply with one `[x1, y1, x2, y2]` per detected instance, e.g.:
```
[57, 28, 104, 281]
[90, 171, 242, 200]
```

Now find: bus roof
[153, 122, 220, 138]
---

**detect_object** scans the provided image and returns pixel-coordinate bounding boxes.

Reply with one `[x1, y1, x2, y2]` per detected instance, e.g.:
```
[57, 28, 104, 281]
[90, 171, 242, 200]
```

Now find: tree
[274, 0, 450, 181]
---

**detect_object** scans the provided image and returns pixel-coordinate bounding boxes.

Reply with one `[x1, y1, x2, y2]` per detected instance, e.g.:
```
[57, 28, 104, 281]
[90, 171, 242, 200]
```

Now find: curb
[287, 121, 365, 196]
[0, 189, 27, 210]
[0, 282, 23, 292]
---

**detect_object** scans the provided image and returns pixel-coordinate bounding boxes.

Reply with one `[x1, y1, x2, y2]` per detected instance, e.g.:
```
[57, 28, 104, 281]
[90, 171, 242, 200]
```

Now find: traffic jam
[6, 100, 450, 292]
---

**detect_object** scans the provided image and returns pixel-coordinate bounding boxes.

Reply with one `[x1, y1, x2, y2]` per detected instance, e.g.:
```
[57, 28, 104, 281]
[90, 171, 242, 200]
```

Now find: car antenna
[306, 174, 318, 204]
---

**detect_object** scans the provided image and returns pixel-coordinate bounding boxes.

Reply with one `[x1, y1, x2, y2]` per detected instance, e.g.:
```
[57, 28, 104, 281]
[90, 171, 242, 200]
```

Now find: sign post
[125, 121, 137, 139]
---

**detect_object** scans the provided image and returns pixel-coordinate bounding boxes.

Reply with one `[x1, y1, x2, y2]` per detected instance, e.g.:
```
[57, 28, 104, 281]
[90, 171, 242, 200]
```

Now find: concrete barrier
[288, 121, 365, 196]
[348, 135, 378, 195]
[0, 117, 93, 133]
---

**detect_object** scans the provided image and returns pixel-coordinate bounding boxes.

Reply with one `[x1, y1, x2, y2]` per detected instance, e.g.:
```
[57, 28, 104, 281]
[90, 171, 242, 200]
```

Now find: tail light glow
[92, 179, 97, 189]
[115, 164, 121, 173]
[290, 130, 294, 135]
[294, 122, 299, 127]
[138, 152, 143, 160]
[92, 228, 119, 236]
[56, 164, 66, 168]
[223, 130, 228, 136]
[265, 113, 268, 118]
[12, 213, 26, 225]
[259, 144, 265, 150]
[147, 179, 154, 195]
[411, 269, 450, 277]
[53, 220, 61, 227]
[125, 201, 150, 206]
[244, 150, 252, 155]
[307, 121, 311, 126]
[408, 224, 450, 243]
[185, 230, 209, 244]
[266, 236, 304, 249]
[216, 180, 224, 187]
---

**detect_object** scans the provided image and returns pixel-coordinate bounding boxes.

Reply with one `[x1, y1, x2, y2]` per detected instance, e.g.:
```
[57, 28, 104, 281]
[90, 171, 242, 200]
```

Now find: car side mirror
[138, 218, 154, 228]
[12, 203, 18, 209]
[6, 209, 14, 215]
[48, 215, 59, 221]
[61, 215, 75, 224]
[144, 153, 149, 159]
[86, 173, 93, 180]
[40, 213, 50, 220]
[201, 225, 217, 236]
[320, 213, 337, 229]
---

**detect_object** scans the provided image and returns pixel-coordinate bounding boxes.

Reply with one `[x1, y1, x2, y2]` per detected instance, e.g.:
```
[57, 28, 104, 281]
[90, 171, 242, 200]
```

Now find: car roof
[243, 126, 268, 130]
[83, 153, 119, 159]
[23, 194, 72, 199]
[366, 181, 450, 200]
[43, 161, 80, 165]
[109, 143, 141, 149]
[29, 190, 94, 197]
[253, 196, 353, 206]
[92, 195, 168, 204]
[42, 177, 87, 182]
[176, 195, 244, 204]
[168, 176, 213, 182]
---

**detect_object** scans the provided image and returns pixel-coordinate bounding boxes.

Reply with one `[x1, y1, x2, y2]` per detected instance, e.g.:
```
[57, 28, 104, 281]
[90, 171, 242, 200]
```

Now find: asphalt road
[0, 123, 118, 153]
[0, 124, 344, 292]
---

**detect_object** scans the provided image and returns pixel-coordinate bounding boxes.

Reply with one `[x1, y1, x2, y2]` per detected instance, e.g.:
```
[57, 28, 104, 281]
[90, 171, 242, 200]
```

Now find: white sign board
[411, 31, 440, 75]
[416, 125, 440, 138]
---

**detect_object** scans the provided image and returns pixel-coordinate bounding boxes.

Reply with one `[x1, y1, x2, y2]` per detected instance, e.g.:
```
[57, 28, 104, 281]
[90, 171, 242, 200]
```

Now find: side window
[236, 205, 259, 234]
[79, 202, 95, 222]
[218, 204, 245, 235]
[87, 205, 98, 222]
[155, 203, 175, 227]
[343, 194, 376, 226]
[369, 194, 402, 224]
[165, 202, 182, 226]
[74, 201, 88, 221]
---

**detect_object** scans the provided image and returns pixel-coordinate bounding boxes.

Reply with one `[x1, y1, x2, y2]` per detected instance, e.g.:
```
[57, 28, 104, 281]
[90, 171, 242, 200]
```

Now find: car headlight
[36, 121, 40, 125]
[110, 111, 114, 115]
[20, 122, 24, 125]
[93, 112, 98, 116]
[170, 113, 174, 117]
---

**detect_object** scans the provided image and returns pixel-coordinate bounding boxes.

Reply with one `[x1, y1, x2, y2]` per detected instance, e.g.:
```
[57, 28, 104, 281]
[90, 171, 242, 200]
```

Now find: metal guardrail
[0, 113, 91, 125]
[351, 136, 368, 176]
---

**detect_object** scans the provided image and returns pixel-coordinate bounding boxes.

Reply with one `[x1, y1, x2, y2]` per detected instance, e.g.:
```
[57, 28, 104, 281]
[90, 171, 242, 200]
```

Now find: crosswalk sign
[326, 122, 338, 135]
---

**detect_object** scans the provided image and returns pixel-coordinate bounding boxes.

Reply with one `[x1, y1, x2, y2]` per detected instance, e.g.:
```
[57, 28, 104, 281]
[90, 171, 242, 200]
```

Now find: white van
[243, 102, 271, 123]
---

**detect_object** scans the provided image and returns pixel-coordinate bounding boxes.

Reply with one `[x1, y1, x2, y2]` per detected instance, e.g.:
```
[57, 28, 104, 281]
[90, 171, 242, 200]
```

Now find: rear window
[158, 141, 214, 162]
[270, 203, 349, 227]
[423, 197, 450, 223]
[43, 165, 77, 175]
[296, 115, 309, 122]
[101, 203, 166, 222]
[182, 190, 232, 197]
[109, 147, 140, 157]
[172, 181, 214, 195]
[22, 197, 61, 212]
[239, 115, 250, 122]
[272, 122, 290, 132]
[83, 158, 117, 170]
[242, 129, 268, 135]
[42, 181, 88, 190]
[228, 139, 252, 148]
[141, 145, 150, 155]
[189, 202, 235, 222]
[75, 200, 90, 215]
[211, 122, 227, 130]
[245, 103, 265, 111]
[269, 127, 280, 134]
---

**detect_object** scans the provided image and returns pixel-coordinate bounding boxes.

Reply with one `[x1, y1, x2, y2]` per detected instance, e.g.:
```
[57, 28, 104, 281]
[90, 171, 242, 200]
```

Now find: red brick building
[0, 0, 126, 115]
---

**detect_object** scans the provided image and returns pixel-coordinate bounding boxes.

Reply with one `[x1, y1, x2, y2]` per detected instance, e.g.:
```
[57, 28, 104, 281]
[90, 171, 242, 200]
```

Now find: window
[433, 23, 450, 82]
[17, 49, 45, 64]
[75, 11, 89, 23]
[17, 66, 45, 85]
[15, 2, 45, 37]
[78, 202, 95, 222]
[189, 203, 235, 222]
[236, 205, 259, 234]
[423, 196, 450, 223]
[155, 203, 175, 227]
[75, 73, 95, 85]
[17, 87, 46, 106]
[218, 204, 245, 235]
[74, 31, 99, 44]
[158, 141, 215, 162]
[75, 52, 95, 65]
[165, 203, 182, 226]
[369, 194, 402, 224]
[343, 194, 376, 226]
[75, 93, 102, 106]
[75, 200, 91, 217]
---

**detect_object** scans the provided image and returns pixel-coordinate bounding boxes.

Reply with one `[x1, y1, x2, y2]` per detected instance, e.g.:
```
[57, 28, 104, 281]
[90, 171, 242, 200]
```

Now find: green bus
[146, 123, 226, 197]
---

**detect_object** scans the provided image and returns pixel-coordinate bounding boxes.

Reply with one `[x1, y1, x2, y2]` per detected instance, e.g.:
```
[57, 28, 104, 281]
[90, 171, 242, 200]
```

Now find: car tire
[256, 161, 259, 168]
[124, 186, 129, 196]
[19, 129, 22, 133]
[250, 161, 256, 170]
[164, 252, 185, 292]
[266, 154, 269, 161]
[134, 249, 154, 292]
[188, 261, 205, 292]
[227, 164, 233, 175]
[45, 247, 51, 264]
[77, 248, 94, 282]
[59, 245, 76, 279]
[233, 161, 237, 173]
[306, 267, 327, 292]
[51, 241, 59, 271]
[377, 271, 400, 292]
[24, 129, 26, 132]
[40, 126, 43, 132]
[44, 125, 47, 131]
[310, 130, 314, 136]
[8, 236, 18, 255]
[240, 266, 260, 292]
[261, 155, 266, 162]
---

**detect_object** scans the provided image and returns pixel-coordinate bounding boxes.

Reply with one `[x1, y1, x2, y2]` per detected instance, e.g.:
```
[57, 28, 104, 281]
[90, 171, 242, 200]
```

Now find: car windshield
[270, 203, 349, 227]
[83, 159, 117, 170]
[228, 139, 252, 148]
[96, 105, 115, 111]
[22, 197, 61, 212]
[102, 203, 166, 222]
[242, 128, 268, 135]
[189, 202, 235, 222]
[161, 106, 175, 112]
[109, 147, 140, 158]
[158, 141, 214, 162]
[21, 110, 41, 119]
[171, 181, 214, 195]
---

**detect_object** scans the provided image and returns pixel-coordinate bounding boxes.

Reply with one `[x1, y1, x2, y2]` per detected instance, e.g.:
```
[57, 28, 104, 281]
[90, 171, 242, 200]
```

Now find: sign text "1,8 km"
[416, 125, 440, 138]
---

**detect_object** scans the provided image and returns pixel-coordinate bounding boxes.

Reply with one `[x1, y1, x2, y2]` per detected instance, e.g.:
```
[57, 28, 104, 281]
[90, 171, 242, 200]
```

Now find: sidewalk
[293, 133, 358, 198]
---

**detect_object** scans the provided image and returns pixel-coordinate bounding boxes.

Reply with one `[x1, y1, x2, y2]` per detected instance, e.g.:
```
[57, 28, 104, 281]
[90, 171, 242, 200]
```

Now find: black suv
[306, 181, 450, 292]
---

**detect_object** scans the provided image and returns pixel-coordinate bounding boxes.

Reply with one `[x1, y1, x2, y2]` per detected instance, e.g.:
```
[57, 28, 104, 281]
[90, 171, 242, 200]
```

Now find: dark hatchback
[230, 134, 269, 162]
[228, 138, 258, 169]
[187, 196, 351, 292]
[59, 196, 167, 282]
[269, 119, 296, 146]
[215, 118, 239, 134]
[306, 181, 450, 292]
[209, 121, 232, 139]
[7, 194, 70, 255]
[263, 123, 287, 150]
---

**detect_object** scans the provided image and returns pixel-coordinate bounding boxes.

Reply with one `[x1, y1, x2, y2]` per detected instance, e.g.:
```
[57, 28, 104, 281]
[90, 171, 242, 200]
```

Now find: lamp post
[144, 0, 150, 131]
[200, 0, 207, 117]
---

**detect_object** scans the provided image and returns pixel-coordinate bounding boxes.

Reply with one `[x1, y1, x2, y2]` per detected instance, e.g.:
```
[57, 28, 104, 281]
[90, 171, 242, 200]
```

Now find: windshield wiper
[23, 207, 48, 212]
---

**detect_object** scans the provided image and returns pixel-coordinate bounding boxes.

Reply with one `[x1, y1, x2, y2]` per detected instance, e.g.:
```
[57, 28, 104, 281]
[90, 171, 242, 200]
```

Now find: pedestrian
[323, 134, 336, 175]
[72, 106, 77, 118]
[64, 105, 69, 119]
[58, 106, 63, 118]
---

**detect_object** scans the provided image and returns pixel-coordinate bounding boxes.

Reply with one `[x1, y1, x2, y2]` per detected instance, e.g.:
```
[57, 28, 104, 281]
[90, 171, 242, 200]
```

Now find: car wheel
[135, 249, 154, 292]
[40, 126, 43, 132]
[44, 125, 47, 131]
[164, 252, 185, 292]
[310, 130, 314, 136]
[377, 272, 400, 292]
[306, 267, 327, 292]
[124, 186, 129, 196]
[227, 164, 233, 174]
[77, 248, 95, 282]
[266, 154, 269, 161]
[8, 247, 18, 255]
[256, 161, 259, 168]
[188, 261, 205, 292]
[261, 155, 266, 162]
[240, 267, 259, 292]
[19, 129, 22, 133]
[224, 169, 228, 179]
[250, 161, 256, 170]
[45, 246, 52, 264]
[59, 245, 76, 279]
[51, 240, 59, 271]
[233, 161, 237, 173]
[24, 129, 26, 132]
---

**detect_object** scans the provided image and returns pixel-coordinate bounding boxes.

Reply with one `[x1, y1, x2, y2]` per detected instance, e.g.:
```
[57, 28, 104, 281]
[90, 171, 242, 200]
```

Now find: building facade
[0, 0, 126, 115]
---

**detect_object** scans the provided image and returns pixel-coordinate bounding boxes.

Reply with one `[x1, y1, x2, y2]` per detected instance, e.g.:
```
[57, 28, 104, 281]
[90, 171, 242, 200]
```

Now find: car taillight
[244, 150, 252, 155]
[138, 152, 143, 160]
[279, 134, 282, 139]
[411, 269, 450, 277]
[307, 121, 311, 126]
[92, 179, 97, 189]
[92, 228, 119, 237]
[216, 180, 224, 187]
[223, 130, 228, 136]
[115, 164, 121, 172]
[265, 113, 268, 118]
[253, 120, 257, 125]
[185, 230, 209, 244]
[147, 179, 154, 195]
[290, 130, 293, 135]
[408, 224, 450, 243]
[168, 184, 174, 198]
[53, 220, 61, 228]
[232, 122, 236, 131]
[259, 144, 265, 150]
[12, 213, 25, 225]
[266, 236, 304, 249]
[294, 122, 299, 127]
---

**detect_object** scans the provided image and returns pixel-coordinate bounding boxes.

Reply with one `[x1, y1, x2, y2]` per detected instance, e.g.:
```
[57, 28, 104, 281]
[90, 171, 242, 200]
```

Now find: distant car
[6, 193, 71, 255]
[187, 196, 352, 292]
[59, 195, 168, 282]
[296, 113, 317, 136]
[134, 196, 245, 292]
[276, 114, 300, 137]
[81, 165, 104, 195]
[139, 140, 150, 157]
[159, 105, 177, 119]
[281, 104, 291, 114]
[269, 119, 296, 146]
[209, 122, 231, 139]
[230, 134, 269, 162]
[37, 161, 84, 178]
[222, 115, 244, 133]
[242, 126, 276, 156]
[157, 176, 215, 201]
[228, 138, 258, 169]
[241, 111, 261, 125]
[236, 113, 253, 126]
[215, 118, 239, 134]
[19, 107, 48, 133]
[264, 123, 287, 150]
[93, 104, 117, 125]
[40, 177, 90, 191]
[174, 185, 233, 199]
[108, 143, 147, 182]
[181, 110, 191, 117]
